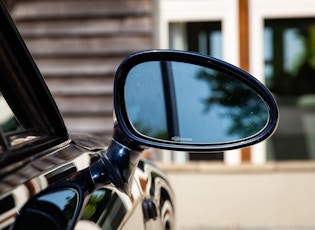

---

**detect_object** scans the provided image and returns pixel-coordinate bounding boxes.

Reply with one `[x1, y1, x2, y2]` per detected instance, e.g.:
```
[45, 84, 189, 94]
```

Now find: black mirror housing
[114, 50, 279, 152]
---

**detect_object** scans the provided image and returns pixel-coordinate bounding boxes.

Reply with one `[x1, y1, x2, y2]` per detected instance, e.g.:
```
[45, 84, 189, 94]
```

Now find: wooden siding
[10, 0, 154, 137]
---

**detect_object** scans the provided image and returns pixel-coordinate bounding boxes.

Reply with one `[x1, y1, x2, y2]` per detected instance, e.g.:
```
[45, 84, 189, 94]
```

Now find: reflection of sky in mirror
[125, 62, 167, 138]
[171, 62, 236, 143]
[124, 60, 269, 144]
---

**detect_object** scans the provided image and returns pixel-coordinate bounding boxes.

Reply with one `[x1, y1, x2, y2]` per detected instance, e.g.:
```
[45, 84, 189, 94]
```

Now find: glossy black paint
[0, 2, 175, 229]
[0, 1, 68, 167]
[13, 182, 84, 230]
[100, 123, 144, 194]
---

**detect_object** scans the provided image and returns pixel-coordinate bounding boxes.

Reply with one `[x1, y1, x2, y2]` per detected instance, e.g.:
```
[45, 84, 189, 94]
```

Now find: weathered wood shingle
[11, 0, 153, 137]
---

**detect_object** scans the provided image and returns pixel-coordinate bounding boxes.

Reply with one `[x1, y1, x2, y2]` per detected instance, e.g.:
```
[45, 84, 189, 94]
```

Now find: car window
[0, 92, 23, 134]
[0, 3, 68, 168]
[0, 92, 40, 154]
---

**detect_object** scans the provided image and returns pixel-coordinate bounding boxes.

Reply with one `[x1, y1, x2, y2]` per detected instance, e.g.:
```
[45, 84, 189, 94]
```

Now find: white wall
[161, 162, 315, 229]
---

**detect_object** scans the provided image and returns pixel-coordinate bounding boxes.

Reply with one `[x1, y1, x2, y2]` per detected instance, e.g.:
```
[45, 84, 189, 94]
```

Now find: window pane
[187, 21, 222, 58]
[0, 93, 24, 134]
[264, 18, 315, 160]
[0, 92, 39, 152]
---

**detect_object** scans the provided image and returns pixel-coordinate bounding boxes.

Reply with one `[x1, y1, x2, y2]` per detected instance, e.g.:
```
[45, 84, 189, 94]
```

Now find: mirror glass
[125, 61, 270, 144]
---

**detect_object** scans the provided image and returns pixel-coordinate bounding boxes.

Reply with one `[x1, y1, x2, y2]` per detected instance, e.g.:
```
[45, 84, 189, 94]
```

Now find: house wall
[10, 0, 154, 138]
[161, 162, 315, 229]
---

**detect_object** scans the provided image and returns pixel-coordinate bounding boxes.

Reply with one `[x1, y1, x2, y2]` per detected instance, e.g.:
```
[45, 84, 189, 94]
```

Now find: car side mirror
[114, 50, 279, 152]
[12, 50, 279, 230]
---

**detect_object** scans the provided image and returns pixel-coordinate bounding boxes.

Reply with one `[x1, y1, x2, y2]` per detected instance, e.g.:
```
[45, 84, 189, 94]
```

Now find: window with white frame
[250, 0, 315, 161]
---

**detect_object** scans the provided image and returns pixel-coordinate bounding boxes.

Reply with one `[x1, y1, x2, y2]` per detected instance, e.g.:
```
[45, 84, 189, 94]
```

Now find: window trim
[154, 0, 239, 65]
[0, 2, 68, 166]
[249, 0, 315, 163]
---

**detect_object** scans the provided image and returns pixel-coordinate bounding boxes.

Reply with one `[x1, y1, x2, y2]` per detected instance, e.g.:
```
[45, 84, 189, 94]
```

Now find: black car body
[0, 2, 174, 229]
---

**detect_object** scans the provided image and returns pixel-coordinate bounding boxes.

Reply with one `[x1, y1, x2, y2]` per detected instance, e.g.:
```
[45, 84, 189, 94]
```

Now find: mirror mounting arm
[94, 123, 143, 195]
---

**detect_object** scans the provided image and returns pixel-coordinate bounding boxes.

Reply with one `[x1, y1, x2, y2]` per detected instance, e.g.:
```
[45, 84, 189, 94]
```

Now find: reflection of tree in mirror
[196, 69, 268, 138]
[132, 121, 168, 140]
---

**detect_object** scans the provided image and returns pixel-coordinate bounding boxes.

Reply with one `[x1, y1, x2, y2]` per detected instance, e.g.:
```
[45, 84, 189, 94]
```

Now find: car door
[0, 1, 68, 168]
[0, 2, 72, 228]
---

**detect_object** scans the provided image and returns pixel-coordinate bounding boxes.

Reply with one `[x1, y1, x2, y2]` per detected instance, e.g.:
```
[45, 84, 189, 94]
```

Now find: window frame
[249, 0, 315, 83]
[0, 2, 68, 166]
[249, 0, 315, 163]
[154, 0, 239, 65]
